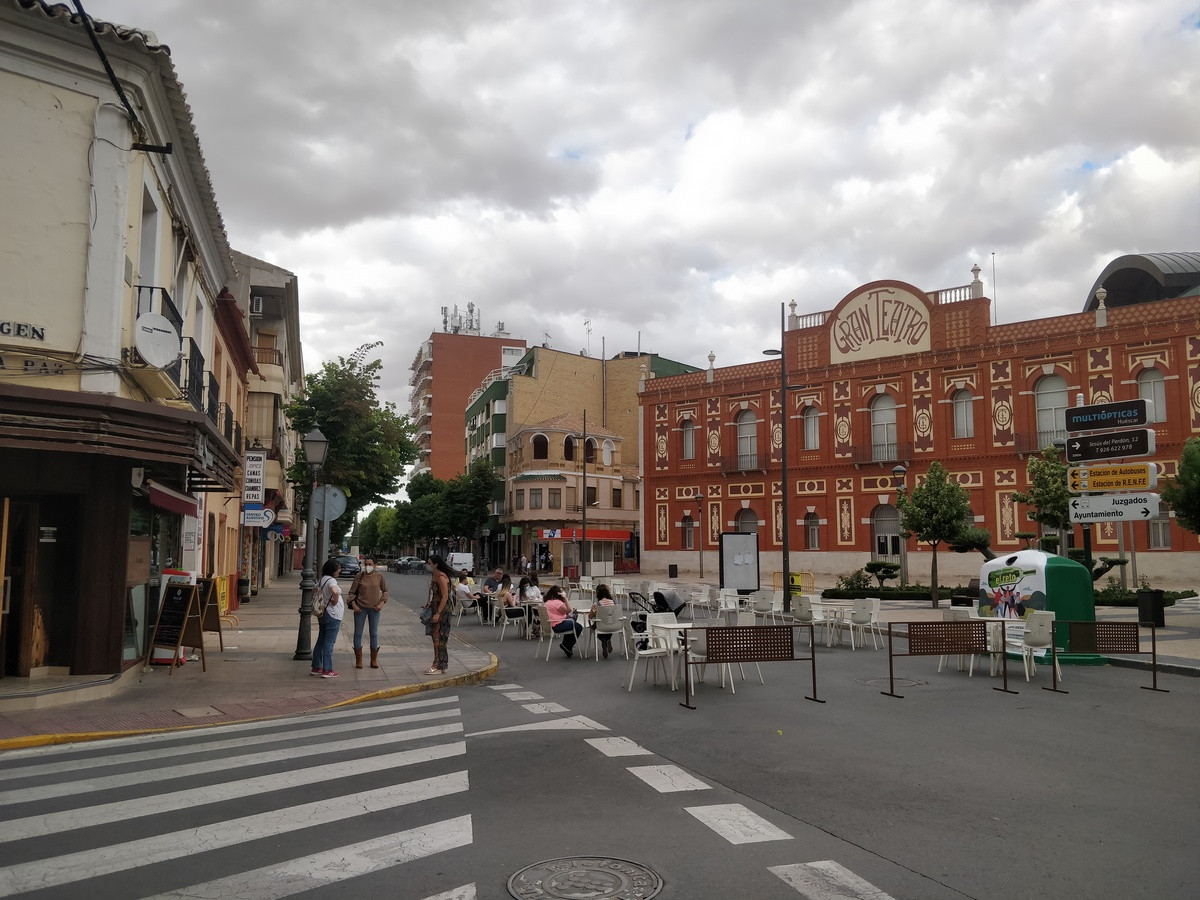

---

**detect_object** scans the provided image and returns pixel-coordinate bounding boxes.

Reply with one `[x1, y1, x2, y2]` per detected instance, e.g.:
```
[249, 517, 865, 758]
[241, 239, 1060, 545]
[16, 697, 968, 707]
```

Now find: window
[734, 508, 758, 534]
[585, 485, 598, 507]
[1034, 374, 1068, 448]
[584, 439, 596, 465]
[736, 410, 757, 469]
[1138, 368, 1167, 423]
[612, 487, 622, 508]
[681, 419, 696, 460]
[564, 436, 575, 461]
[804, 512, 820, 550]
[532, 434, 548, 459]
[529, 489, 542, 510]
[952, 389, 974, 439]
[870, 394, 897, 461]
[802, 406, 819, 450]
[515, 489, 524, 510]
[1148, 509, 1171, 549]
[548, 488, 562, 509]
[682, 515, 695, 550]
[602, 439, 614, 466]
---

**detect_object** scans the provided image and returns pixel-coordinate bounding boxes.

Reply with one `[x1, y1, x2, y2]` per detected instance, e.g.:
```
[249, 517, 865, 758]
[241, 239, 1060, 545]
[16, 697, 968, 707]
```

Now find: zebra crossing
[0, 695, 475, 899]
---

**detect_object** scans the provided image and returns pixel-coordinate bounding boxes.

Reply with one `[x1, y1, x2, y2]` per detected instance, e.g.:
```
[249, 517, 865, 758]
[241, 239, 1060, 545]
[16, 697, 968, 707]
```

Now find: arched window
[682, 515, 695, 550]
[802, 406, 820, 451]
[1034, 374, 1068, 448]
[681, 419, 696, 460]
[870, 394, 897, 461]
[602, 439, 614, 466]
[952, 389, 974, 439]
[804, 512, 820, 550]
[584, 438, 596, 464]
[532, 434, 548, 459]
[1137, 367, 1167, 423]
[735, 507, 758, 534]
[872, 504, 901, 560]
[563, 435, 575, 461]
[736, 410, 757, 469]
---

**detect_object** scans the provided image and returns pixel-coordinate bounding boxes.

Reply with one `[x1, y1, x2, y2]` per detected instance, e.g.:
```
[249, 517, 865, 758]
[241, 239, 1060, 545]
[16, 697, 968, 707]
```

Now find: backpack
[313, 576, 332, 617]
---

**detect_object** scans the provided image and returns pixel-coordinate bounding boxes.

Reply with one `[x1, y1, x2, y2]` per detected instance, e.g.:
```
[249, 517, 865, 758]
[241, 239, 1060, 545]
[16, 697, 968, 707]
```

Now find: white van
[447, 552, 475, 574]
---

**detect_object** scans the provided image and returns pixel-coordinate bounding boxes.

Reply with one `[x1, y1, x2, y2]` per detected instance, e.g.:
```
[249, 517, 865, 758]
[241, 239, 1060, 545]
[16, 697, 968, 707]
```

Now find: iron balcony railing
[206, 372, 220, 423]
[135, 285, 183, 336]
[178, 338, 204, 411]
[850, 441, 913, 466]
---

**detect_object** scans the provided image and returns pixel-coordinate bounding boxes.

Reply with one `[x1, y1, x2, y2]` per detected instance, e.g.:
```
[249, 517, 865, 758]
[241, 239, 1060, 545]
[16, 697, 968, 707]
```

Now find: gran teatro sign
[829, 283, 931, 363]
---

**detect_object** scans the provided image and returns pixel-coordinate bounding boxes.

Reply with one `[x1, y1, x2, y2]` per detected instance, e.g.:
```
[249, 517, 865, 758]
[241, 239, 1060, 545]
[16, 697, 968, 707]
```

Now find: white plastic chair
[531, 604, 557, 661]
[791, 595, 828, 647]
[1020, 611, 1061, 682]
[751, 591, 776, 623]
[590, 604, 627, 662]
[938, 608, 972, 671]
[623, 620, 672, 691]
[498, 599, 526, 642]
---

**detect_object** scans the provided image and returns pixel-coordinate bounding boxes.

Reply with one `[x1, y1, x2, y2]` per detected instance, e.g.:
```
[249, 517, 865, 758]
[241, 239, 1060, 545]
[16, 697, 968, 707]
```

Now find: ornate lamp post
[891, 463, 909, 586]
[763, 301, 792, 613]
[294, 425, 329, 660]
[695, 490, 704, 579]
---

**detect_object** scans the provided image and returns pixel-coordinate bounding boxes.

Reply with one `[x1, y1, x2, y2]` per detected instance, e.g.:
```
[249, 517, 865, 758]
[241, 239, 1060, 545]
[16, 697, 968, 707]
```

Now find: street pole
[294, 426, 329, 661]
[696, 491, 704, 579]
[581, 409, 588, 578]
[892, 463, 909, 586]
[763, 302, 792, 613]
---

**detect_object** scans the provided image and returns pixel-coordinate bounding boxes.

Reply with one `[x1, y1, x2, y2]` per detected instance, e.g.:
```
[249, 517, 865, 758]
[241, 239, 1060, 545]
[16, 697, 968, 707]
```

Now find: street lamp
[294, 425, 329, 660]
[891, 463, 909, 586]
[762, 301, 792, 614]
[695, 490, 704, 579]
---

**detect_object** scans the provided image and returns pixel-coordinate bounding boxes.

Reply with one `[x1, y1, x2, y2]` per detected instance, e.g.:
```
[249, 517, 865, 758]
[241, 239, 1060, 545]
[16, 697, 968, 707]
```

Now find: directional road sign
[1065, 428, 1155, 463]
[1069, 493, 1160, 523]
[1065, 399, 1149, 433]
[1068, 463, 1158, 493]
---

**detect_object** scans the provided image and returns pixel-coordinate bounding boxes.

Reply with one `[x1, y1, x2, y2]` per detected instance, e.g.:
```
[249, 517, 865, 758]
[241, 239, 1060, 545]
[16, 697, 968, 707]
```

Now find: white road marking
[685, 803, 793, 844]
[585, 737, 651, 757]
[503, 691, 544, 700]
[0, 741, 467, 843]
[626, 764, 711, 793]
[523, 702, 570, 714]
[488, 683, 523, 690]
[466, 715, 609, 736]
[421, 886, 476, 900]
[769, 860, 897, 899]
[0, 722, 463, 805]
[0, 771, 470, 896]
[0, 694, 459, 763]
[152, 815, 474, 899]
[0, 702, 460, 782]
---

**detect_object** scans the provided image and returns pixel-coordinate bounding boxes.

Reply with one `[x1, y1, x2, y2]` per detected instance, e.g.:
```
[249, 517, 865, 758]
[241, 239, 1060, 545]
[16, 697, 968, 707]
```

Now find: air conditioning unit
[250, 295, 264, 317]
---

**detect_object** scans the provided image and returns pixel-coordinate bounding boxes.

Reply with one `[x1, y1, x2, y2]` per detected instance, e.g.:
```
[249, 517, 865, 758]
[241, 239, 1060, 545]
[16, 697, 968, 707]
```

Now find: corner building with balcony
[640, 256, 1200, 587]
[0, 3, 260, 680]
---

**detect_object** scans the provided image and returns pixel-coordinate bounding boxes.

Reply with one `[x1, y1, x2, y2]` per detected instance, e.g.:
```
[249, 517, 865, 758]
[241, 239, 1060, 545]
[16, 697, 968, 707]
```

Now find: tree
[286, 342, 418, 548]
[949, 526, 997, 561]
[1011, 445, 1071, 551]
[864, 560, 900, 589]
[1161, 436, 1200, 535]
[897, 461, 973, 607]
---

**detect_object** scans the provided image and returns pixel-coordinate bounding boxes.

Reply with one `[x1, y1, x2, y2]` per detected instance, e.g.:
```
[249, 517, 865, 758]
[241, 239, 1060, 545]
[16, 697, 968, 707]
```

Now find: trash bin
[1137, 589, 1165, 628]
[668, 564, 679, 579]
[237, 577, 250, 603]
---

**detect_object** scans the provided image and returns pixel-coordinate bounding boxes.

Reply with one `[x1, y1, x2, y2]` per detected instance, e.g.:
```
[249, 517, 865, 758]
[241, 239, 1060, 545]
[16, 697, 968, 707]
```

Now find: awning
[148, 480, 199, 517]
[513, 473, 567, 482]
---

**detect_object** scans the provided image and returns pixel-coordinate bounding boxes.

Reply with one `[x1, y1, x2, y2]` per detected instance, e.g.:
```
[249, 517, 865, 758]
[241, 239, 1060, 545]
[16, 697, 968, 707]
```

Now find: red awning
[148, 480, 199, 517]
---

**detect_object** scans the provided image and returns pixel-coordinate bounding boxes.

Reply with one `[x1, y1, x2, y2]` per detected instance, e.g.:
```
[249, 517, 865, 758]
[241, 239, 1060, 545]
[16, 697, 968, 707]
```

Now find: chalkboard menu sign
[195, 578, 224, 651]
[144, 582, 207, 675]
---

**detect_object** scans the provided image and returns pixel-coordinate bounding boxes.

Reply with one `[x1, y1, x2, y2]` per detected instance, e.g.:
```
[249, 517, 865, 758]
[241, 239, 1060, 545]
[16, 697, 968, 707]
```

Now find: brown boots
[370, 648, 380, 668]
[354, 648, 363, 669]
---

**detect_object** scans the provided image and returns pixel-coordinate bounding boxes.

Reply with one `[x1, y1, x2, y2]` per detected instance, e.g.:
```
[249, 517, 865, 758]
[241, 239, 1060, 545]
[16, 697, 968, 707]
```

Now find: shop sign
[243, 450, 267, 504]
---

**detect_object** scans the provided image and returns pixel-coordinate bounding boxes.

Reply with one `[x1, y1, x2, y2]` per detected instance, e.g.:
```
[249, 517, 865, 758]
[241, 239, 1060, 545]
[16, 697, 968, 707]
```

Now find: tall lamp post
[891, 463, 909, 586]
[763, 301, 792, 614]
[294, 425, 329, 660]
[695, 490, 704, 579]
[580, 410, 588, 579]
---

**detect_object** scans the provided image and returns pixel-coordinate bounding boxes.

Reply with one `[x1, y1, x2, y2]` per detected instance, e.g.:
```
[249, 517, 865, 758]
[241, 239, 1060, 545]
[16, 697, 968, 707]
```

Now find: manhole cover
[858, 676, 927, 688]
[508, 856, 663, 899]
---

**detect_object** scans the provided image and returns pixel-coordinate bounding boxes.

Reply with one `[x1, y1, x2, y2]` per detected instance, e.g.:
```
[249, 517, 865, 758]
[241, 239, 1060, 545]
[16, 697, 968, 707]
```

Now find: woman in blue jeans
[544, 585, 582, 657]
[312, 559, 344, 678]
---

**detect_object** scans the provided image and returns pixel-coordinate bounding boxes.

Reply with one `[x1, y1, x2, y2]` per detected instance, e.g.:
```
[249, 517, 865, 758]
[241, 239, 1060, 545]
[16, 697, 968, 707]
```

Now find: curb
[0, 653, 500, 752]
[1104, 656, 1200, 678]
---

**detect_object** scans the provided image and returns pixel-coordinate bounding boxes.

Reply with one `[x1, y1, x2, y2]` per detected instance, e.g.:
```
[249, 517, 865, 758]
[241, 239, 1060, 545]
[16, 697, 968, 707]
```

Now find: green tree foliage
[897, 461, 973, 607]
[358, 506, 399, 555]
[864, 560, 900, 589]
[286, 342, 418, 547]
[395, 460, 500, 549]
[1161, 436, 1200, 534]
[948, 526, 996, 560]
[1012, 445, 1071, 535]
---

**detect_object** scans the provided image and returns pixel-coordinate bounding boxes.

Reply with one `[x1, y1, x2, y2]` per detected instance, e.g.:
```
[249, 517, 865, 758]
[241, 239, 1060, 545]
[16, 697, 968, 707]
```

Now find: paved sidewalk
[0, 575, 497, 750]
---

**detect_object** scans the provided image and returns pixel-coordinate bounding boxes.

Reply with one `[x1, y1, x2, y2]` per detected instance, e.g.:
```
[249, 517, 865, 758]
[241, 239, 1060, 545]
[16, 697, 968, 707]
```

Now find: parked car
[334, 555, 361, 578]
[391, 556, 424, 573]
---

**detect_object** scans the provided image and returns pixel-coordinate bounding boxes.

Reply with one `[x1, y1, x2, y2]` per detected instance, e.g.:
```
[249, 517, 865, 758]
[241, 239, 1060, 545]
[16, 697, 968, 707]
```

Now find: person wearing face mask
[348, 556, 389, 669]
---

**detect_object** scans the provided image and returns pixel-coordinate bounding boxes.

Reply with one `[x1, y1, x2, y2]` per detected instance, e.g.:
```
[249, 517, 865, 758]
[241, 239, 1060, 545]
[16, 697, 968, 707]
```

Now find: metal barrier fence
[679, 624, 825, 710]
[882, 620, 1017, 699]
[1045, 621, 1168, 694]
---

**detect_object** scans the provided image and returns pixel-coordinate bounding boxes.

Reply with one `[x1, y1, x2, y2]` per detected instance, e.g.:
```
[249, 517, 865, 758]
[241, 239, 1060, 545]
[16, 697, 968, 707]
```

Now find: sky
[84, 0, 1200, 413]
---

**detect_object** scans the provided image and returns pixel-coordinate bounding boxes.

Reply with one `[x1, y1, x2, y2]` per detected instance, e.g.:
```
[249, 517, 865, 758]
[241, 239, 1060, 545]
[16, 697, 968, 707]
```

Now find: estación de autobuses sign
[829, 284, 932, 363]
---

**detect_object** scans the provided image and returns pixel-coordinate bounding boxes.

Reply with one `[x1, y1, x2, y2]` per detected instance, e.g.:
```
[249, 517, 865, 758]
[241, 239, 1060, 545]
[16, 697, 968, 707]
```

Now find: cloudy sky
[86, 0, 1198, 410]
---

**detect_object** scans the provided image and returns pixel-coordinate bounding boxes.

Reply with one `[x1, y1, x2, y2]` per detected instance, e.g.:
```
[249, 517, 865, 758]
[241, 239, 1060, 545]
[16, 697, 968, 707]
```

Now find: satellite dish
[133, 313, 180, 368]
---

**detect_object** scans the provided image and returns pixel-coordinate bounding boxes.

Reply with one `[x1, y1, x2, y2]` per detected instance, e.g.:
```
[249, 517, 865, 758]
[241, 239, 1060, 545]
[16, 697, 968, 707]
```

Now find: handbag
[419, 605, 434, 626]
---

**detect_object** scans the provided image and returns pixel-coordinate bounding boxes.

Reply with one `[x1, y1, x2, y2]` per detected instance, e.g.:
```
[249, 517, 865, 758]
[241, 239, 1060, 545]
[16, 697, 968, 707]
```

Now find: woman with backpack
[311, 558, 344, 678]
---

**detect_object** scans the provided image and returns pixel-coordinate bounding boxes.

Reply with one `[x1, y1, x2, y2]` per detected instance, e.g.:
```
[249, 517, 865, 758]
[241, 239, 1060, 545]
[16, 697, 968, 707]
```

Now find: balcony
[206, 371, 219, 423]
[716, 454, 767, 474]
[217, 402, 244, 452]
[1016, 430, 1068, 456]
[252, 346, 283, 367]
[850, 441, 913, 466]
[135, 285, 183, 337]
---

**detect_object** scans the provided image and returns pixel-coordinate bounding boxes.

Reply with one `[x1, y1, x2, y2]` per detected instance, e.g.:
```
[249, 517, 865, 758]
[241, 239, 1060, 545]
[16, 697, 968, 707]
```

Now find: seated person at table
[498, 575, 525, 622]
[455, 572, 478, 613]
[544, 585, 582, 657]
[518, 575, 543, 605]
[480, 567, 504, 621]
[588, 583, 617, 658]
